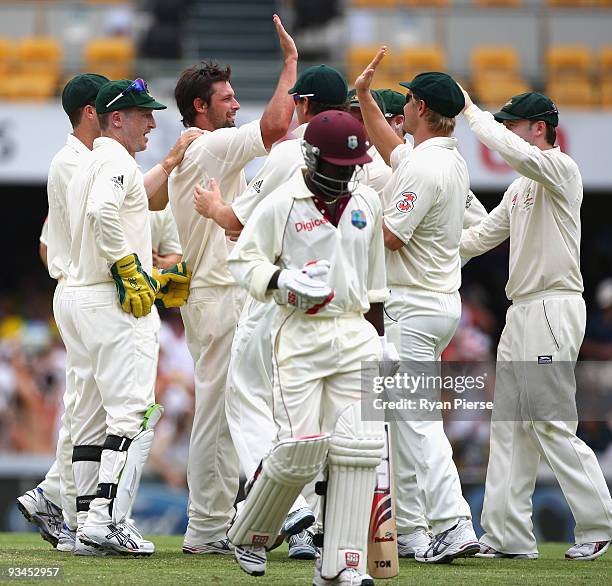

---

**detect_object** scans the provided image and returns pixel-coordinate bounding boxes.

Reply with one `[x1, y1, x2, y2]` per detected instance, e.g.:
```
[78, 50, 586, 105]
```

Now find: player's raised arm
[355, 47, 403, 165]
[258, 14, 298, 150]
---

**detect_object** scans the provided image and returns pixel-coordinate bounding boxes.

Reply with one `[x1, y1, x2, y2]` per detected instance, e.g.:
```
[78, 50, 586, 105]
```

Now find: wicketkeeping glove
[153, 262, 192, 309]
[276, 260, 334, 315]
[111, 253, 159, 318]
[379, 335, 400, 377]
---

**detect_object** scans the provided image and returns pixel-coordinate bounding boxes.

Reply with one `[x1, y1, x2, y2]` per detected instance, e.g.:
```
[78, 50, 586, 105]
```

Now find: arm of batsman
[153, 262, 192, 309]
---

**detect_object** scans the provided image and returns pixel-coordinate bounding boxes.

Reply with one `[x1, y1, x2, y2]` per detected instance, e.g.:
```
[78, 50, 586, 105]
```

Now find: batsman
[227, 111, 396, 585]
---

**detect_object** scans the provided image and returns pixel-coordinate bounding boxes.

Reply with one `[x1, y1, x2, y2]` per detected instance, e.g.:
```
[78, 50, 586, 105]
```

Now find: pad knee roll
[228, 434, 330, 549]
[320, 402, 384, 578]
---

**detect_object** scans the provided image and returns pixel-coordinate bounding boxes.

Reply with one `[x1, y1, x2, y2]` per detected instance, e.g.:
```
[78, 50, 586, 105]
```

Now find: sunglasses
[105, 78, 148, 109]
[292, 93, 315, 103]
[525, 107, 558, 119]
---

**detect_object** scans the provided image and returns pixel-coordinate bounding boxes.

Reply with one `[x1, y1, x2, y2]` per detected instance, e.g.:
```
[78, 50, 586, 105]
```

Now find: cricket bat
[367, 422, 399, 578]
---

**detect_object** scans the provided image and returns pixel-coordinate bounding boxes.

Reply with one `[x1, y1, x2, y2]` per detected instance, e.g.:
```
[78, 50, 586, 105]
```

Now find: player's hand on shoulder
[164, 129, 204, 171]
[194, 177, 222, 219]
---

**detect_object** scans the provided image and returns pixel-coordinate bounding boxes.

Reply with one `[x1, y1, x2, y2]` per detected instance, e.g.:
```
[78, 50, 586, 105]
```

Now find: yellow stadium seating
[347, 45, 393, 86]
[546, 0, 594, 6]
[399, 0, 449, 6]
[599, 46, 612, 76]
[0, 37, 13, 76]
[15, 37, 62, 78]
[474, 0, 522, 6]
[471, 45, 520, 80]
[546, 78, 597, 106]
[546, 45, 593, 80]
[0, 73, 57, 101]
[600, 79, 612, 107]
[473, 78, 532, 105]
[350, 0, 397, 7]
[397, 45, 446, 82]
[84, 37, 135, 80]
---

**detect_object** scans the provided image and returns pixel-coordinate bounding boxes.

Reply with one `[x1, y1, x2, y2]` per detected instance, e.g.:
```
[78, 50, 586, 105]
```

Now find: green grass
[0, 534, 610, 585]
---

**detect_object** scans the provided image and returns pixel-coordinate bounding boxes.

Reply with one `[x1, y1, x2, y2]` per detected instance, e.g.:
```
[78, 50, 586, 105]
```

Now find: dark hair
[175, 61, 232, 128]
[529, 120, 557, 146]
[68, 102, 95, 129]
[306, 100, 349, 116]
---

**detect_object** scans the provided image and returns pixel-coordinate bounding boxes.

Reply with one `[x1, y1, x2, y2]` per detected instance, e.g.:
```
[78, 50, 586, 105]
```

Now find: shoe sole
[417, 541, 481, 564]
[16, 500, 59, 548]
[282, 511, 316, 537]
[566, 542, 610, 561]
[288, 547, 318, 560]
[182, 547, 233, 555]
[78, 534, 153, 557]
[476, 552, 538, 559]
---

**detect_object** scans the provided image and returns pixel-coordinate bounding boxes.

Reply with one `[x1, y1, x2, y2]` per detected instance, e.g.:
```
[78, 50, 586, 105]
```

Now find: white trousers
[226, 296, 277, 480]
[480, 292, 612, 553]
[271, 311, 381, 439]
[60, 284, 158, 526]
[38, 279, 77, 529]
[384, 287, 472, 534]
[181, 286, 241, 544]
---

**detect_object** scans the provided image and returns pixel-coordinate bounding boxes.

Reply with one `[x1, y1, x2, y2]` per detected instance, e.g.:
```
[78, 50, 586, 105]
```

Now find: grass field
[0, 534, 610, 585]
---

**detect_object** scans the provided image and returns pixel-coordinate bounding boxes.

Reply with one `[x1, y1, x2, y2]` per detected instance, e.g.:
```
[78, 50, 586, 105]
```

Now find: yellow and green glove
[153, 262, 192, 309]
[110, 253, 159, 318]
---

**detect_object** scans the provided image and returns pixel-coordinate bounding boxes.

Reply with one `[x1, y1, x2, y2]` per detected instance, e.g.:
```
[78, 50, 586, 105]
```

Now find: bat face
[367, 423, 399, 578]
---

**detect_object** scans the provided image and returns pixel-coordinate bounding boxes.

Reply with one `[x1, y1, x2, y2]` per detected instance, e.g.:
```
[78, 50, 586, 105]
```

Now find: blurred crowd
[1, 277, 611, 485]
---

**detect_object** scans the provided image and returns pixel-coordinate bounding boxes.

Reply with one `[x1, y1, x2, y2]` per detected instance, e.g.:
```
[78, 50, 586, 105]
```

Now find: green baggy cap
[399, 71, 465, 118]
[494, 92, 559, 127]
[288, 65, 348, 106]
[62, 73, 109, 115]
[96, 79, 167, 114]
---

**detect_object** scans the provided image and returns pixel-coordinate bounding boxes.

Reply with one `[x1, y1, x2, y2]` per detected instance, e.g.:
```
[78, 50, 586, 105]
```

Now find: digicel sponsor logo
[295, 217, 330, 232]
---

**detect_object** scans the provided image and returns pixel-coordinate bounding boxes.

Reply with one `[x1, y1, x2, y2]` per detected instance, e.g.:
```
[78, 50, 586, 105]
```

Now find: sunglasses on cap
[525, 107, 559, 119]
[105, 78, 149, 109]
[292, 93, 315, 103]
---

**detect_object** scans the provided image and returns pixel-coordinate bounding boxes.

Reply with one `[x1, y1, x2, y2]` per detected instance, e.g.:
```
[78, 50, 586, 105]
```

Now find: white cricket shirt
[150, 206, 182, 256]
[460, 104, 583, 300]
[45, 134, 90, 280]
[383, 138, 470, 292]
[67, 137, 152, 286]
[168, 119, 267, 289]
[228, 168, 389, 316]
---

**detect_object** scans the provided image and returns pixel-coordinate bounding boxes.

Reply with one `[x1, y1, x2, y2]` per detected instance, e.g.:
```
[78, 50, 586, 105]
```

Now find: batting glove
[110, 253, 158, 318]
[277, 261, 334, 314]
[153, 262, 192, 309]
[379, 335, 400, 377]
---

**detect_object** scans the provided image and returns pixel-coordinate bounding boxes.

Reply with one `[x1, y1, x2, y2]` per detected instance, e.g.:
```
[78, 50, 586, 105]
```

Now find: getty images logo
[295, 217, 330, 232]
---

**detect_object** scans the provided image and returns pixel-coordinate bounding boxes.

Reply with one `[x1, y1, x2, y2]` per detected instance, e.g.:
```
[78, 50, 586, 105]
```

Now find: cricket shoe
[78, 521, 154, 556]
[282, 506, 316, 536]
[476, 543, 538, 559]
[74, 534, 116, 557]
[234, 543, 266, 576]
[182, 538, 233, 555]
[565, 540, 610, 561]
[288, 530, 319, 559]
[397, 528, 432, 558]
[56, 523, 76, 552]
[312, 556, 374, 585]
[16, 487, 63, 547]
[415, 519, 480, 563]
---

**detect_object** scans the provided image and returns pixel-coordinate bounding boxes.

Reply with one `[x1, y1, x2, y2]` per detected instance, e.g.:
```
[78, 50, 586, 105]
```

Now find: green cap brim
[398, 82, 411, 90]
[140, 99, 167, 110]
[493, 110, 522, 122]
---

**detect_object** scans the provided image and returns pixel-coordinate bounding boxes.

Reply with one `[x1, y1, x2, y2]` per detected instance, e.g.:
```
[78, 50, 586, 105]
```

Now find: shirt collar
[413, 136, 458, 152]
[292, 123, 308, 139]
[66, 133, 90, 154]
[286, 167, 315, 199]
[93, 136, 131, 157]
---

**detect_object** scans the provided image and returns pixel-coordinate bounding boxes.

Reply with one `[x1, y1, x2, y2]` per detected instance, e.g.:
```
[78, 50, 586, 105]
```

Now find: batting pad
[321, 402, 384, 578]
[72, 445, 103, 527]
[228, 434, 330, 549]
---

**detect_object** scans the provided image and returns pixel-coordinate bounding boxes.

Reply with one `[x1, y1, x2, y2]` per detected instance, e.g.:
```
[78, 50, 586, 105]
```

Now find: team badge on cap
[351, 209, 367, 229]
[347, 135, 358, 150]
[396, 192, 417, 213]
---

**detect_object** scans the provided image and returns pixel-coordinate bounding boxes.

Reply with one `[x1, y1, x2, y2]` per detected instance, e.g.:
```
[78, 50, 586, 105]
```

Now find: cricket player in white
[150, 206, 182, 269]
[20, 75, 200, 556]
[460, 89, 612, 561]
[228, 111, 391, 586]
[168, 15, 298, 554]
[356, 49, 482, 562]
[61, 79, 191, 555]
[17, 74, 109, 553]
[193, 63, 351, 559]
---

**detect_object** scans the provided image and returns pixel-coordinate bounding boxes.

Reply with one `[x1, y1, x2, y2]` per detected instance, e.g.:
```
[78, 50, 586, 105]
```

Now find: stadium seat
[350, 0, 397, 7]
[475, 0, 522, 5]
[599, 46, 612, 76]
[472, 78, 532, 106]
[0, 37, 13, 77]
[15, 37, 62, 78]
[600, 79, 612, 107]
[0, 74, 57, 101]
[347, 45, 394, 85]
[471, 45, 520, 80]
[84, 37, 135, 80]
[546, 0, 594, 6]
[399, 0, 449, 6]
[546, 79, 597, 107]
[397, 45, 446, 83]
[546, 45, 592, 80]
